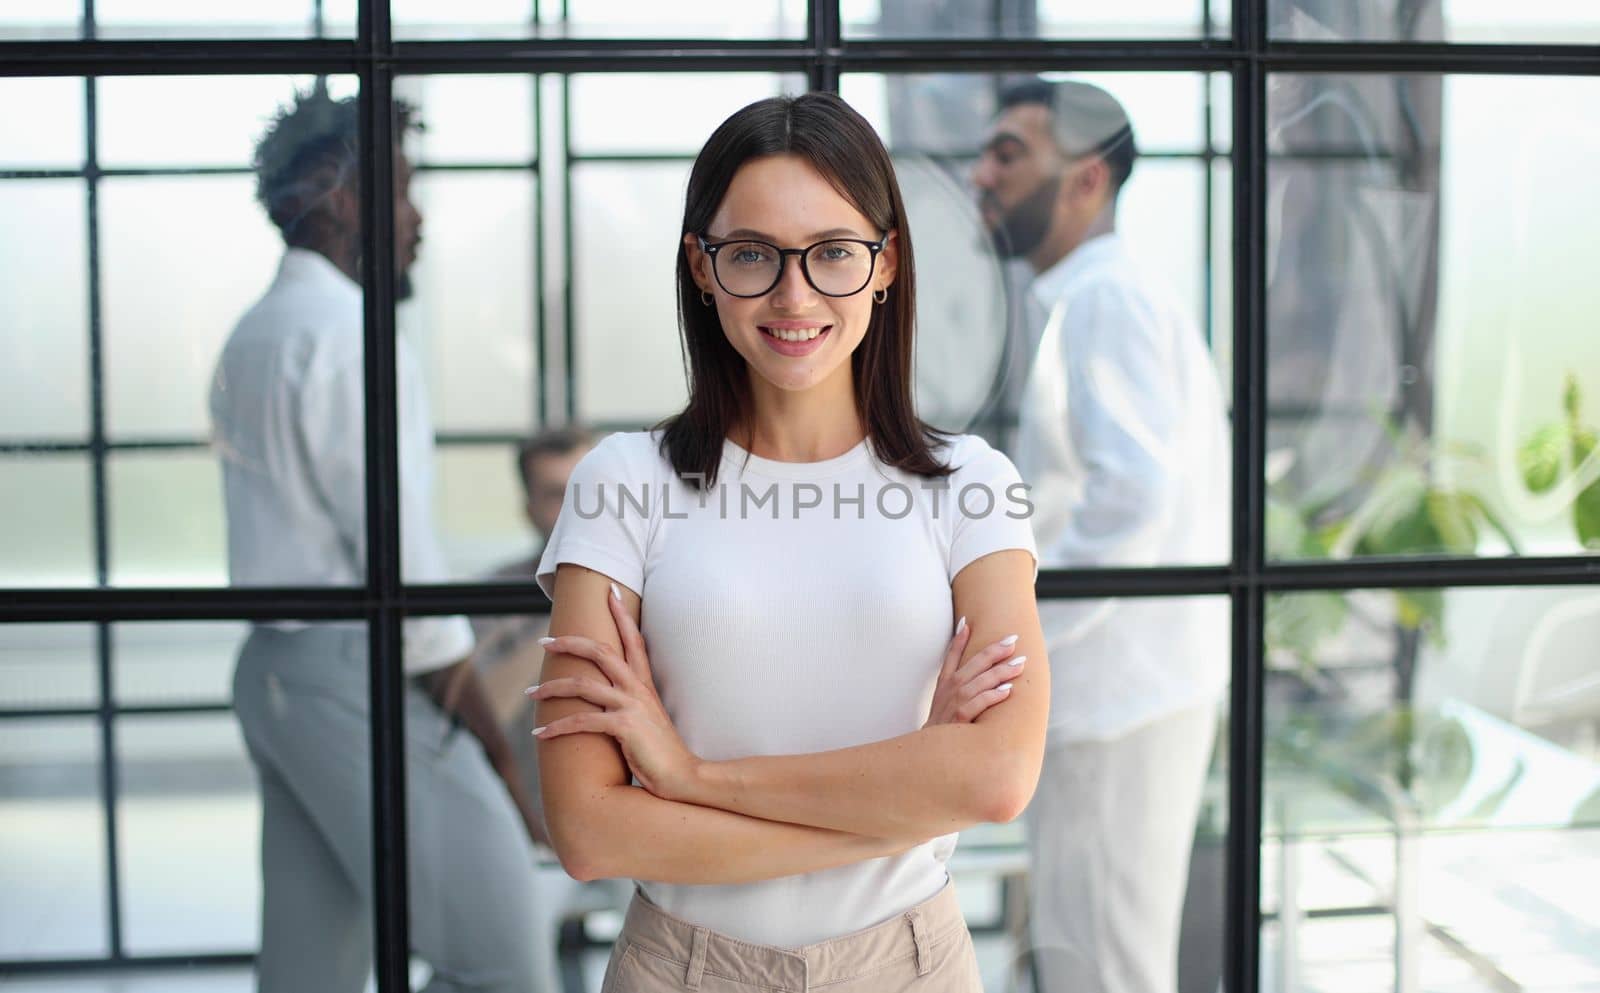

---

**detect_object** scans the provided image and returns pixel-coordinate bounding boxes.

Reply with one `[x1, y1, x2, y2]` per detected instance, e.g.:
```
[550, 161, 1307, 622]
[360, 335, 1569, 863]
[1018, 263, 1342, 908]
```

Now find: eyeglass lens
[712, 240, 876, 298]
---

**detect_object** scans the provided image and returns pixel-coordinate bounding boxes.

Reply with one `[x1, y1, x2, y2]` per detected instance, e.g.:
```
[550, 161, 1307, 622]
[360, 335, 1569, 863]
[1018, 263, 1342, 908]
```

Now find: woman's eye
[730, 246, 772, 265]
[817, 243, 858, 263]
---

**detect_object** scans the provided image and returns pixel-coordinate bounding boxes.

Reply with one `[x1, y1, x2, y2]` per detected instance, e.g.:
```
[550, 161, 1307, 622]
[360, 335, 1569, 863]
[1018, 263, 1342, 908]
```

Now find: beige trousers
[600, 879, 983, 993]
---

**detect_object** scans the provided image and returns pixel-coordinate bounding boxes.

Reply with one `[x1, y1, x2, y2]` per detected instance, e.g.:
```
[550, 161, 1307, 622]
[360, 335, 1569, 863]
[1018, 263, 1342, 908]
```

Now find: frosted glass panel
[395, 74, 537, 165]
[99, 75, 359, 169]
[113, 621, 246, 706]
[0, 180, 89, 441]
[432, 444, 531, 580]
[100, 174, 282, 439]
[117, 714, 259, 954]
[107, 451, 227, 587]
[0, 455, 95, 588]
[404, 170, 537, 434]
[93, 0, 343, 39]
[0, 78, 85, 168]
[571, 162, 689, 424]
[0, 719, 108, 960]
[569, 73, 805, 156]
[0, 624, 98, 710]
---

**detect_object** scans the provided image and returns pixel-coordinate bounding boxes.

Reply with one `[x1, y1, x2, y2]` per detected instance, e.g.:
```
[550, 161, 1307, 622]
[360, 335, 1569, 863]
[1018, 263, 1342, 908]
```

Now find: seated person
[470, 427, 597, 844]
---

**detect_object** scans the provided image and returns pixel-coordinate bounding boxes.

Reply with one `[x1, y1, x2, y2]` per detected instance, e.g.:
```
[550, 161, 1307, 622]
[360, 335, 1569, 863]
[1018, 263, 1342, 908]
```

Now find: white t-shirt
[536, 428, 1036, 947]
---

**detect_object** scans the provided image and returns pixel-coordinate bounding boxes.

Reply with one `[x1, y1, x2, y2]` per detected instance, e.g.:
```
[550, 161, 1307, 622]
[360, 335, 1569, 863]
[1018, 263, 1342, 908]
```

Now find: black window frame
[3, 1, 1599, 990]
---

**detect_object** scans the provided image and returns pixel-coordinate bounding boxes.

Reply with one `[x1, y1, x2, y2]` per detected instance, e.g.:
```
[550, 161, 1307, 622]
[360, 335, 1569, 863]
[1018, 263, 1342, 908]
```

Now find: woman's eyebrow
[718, 226, 870, 242]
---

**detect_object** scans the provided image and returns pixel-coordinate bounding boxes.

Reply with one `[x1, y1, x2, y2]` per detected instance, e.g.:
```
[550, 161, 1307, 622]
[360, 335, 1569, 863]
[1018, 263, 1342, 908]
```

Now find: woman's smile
[758, 321, 832, 355]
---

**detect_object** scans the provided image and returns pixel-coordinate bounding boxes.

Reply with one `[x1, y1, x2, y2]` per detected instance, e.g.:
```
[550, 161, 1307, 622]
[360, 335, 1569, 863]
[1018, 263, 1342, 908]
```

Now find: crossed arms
[534, 549, 1047, 884]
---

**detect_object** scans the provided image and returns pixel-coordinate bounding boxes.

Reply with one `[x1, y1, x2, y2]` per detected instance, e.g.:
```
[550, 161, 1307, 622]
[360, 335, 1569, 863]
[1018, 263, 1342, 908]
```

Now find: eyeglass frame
[695, 232, 891, 299]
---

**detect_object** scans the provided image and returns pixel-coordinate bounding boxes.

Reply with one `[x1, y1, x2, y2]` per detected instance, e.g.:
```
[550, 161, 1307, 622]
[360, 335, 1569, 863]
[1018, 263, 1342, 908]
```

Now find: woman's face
[685, 154, 897, 400]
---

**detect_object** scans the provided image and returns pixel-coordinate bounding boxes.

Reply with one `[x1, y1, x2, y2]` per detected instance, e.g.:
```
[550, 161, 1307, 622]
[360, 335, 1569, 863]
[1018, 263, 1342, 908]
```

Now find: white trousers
[1023, 704, 1219, 993]
[232, 626, 542, 993]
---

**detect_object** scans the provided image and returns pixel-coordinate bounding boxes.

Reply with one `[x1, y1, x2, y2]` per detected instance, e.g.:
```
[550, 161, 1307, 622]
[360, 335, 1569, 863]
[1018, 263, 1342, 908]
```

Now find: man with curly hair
[210, 83, 542, 992]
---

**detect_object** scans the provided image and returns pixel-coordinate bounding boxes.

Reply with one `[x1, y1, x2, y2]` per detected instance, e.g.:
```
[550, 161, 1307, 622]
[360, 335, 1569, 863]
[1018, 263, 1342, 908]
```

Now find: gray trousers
[1023, 704, 1219, 993]
[232, 626, 540, 993]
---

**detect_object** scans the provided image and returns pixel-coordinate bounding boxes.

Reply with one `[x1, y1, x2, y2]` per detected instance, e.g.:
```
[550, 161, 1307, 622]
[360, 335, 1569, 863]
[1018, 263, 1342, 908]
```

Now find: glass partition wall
[2, 3, 1596, 992]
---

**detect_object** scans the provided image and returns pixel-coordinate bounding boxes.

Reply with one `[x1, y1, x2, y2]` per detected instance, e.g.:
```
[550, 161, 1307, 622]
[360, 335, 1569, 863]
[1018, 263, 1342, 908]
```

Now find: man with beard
[973, 79, 1230, 993]
[210, 85, 541, 992]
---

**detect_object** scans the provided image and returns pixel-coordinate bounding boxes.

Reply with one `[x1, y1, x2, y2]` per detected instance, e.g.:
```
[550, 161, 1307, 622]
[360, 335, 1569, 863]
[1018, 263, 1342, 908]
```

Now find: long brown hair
[654, 92, 955, 490]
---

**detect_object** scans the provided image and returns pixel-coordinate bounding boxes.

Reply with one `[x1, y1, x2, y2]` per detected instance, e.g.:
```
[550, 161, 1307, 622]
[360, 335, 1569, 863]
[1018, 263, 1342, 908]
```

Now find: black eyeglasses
[697, 233, 889, 298]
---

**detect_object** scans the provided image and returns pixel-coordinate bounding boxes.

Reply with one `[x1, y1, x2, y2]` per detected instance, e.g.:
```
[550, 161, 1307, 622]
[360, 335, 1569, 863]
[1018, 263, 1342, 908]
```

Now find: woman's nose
[768, 254, 816, 309]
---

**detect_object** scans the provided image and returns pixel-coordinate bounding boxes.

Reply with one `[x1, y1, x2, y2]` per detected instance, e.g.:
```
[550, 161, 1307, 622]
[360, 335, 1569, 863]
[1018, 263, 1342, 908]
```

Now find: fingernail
[1000, 634, 1019, 646]
[997, 683, 1013, 693]
[610, 582, 622, 602]
[531, 726, 547, 736]
[538, 637, 556, 646]
[524, 684, 541, 695]
[1007, 656, 1027, 667]
[954, 616, 967, 636]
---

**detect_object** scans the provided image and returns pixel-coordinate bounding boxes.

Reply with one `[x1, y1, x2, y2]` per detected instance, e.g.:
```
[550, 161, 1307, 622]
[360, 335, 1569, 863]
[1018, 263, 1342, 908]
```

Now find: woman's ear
[683, 232, 714, 294]
[875, 230, 900, 292]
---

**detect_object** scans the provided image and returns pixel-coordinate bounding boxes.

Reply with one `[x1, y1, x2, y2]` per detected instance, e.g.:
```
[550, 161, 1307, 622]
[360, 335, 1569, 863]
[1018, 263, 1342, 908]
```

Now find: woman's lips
[759, 325, 831, 357]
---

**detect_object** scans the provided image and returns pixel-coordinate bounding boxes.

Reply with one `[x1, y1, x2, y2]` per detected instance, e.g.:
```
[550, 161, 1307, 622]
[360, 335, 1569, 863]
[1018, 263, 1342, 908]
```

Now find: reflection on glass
[1270, 0, 1600, 44]
[0, 455, 95, 588]
[0, 719, 108, 959]
[0, 624, 98, 710]
[1264, 586, 1600, 992]
[0, 180, 88, 442]
[844, 0, 1226, 40]
[1266, 74, 1600, 561]
[116, 714, 257, 953]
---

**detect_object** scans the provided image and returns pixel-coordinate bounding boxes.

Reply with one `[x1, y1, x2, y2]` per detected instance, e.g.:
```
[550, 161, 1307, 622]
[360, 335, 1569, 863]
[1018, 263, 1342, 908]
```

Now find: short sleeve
[535, 432, 654, 601]
[946, 435, 1040, 584]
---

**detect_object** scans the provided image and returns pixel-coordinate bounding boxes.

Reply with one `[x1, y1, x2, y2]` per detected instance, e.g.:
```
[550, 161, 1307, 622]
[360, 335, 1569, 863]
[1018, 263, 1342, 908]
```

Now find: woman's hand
[526, 583, 702, 801]
[923, 616, 1026, 728]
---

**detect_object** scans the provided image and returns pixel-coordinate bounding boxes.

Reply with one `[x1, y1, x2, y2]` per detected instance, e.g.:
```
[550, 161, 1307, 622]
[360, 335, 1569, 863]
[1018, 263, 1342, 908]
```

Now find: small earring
[873, 287, 888, 304]
[700, 291, 714, 307]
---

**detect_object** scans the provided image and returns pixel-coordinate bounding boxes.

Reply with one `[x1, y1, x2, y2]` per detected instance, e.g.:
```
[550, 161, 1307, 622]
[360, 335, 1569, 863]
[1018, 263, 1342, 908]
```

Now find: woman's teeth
[763, 326, 826, 342]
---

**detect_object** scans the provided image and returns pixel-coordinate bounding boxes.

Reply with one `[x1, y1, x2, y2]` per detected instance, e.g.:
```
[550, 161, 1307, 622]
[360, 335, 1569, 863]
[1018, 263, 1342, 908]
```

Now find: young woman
[529, 92, 1049, 992]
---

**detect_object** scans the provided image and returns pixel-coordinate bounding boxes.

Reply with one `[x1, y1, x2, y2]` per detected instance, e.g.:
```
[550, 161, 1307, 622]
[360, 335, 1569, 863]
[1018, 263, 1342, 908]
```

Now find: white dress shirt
[210, 248, 472, 675]
[1014, 233, 1231, 743]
